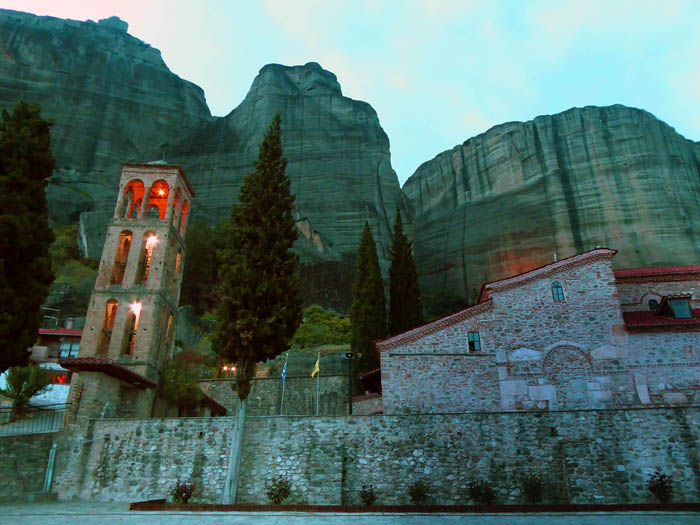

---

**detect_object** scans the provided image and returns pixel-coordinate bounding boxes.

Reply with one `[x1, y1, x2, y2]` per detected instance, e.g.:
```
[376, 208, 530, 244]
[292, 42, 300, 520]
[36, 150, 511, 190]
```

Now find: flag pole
[280, 351, 289, 415]
[316, 351, 320, 415]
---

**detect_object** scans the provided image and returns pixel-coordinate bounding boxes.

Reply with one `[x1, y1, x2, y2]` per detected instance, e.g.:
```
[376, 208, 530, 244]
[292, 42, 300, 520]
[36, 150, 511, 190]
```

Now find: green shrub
[291, 305, 351, 348]
[160, 358, 202, 406]
[170, 479, 196, 503]
[467, 479, 496, 505]
[0, 366, 51, 422]
[359, 484, 377, 505]
[648, 469, 673, 504]
[520, 473, 544, 504]
[265, 475, 291, 504]
[408, 479, 429, 504]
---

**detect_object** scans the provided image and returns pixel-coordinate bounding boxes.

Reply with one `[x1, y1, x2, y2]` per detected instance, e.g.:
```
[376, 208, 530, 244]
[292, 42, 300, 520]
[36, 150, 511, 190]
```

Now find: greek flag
[281, 351, 289, 388]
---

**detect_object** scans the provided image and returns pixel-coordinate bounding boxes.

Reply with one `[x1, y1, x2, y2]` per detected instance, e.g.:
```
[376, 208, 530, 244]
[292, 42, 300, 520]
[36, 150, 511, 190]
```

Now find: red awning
[59, 357, 157, 389]
[39, 328, 82, 337]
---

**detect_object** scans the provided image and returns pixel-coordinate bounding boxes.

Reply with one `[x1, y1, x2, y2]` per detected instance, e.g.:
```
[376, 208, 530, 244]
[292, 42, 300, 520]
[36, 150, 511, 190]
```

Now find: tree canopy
[389, 207, 423, 335]
[0, 101, 55, 374]
[350, 222, 386, 373]
[214, 114, 302, 400]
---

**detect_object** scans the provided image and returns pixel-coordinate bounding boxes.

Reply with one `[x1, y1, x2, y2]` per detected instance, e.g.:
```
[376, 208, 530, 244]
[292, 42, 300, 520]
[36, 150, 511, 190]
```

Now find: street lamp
[343, 352, 354, 415]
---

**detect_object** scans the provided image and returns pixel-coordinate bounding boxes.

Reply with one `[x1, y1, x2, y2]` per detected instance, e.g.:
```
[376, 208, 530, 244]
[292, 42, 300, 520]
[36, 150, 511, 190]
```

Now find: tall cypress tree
[389, 207, 423, 335]
[214, 114, 302, 400]
[0, 101, 55, 374]
[350, 222, 386, 373]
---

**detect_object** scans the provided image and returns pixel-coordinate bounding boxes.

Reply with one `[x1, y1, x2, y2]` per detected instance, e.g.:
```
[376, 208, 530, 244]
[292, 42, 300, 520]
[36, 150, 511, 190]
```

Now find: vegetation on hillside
[0, 101, 55, 373]
[291, 305, 351, 349]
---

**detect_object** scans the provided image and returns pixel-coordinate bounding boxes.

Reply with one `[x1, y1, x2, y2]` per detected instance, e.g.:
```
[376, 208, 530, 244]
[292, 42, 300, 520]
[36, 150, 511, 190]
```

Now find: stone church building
[377, 248, 700, 414]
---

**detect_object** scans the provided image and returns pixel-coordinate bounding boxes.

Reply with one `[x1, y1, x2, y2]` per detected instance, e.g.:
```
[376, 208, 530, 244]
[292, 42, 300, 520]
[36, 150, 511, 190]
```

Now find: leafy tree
[160, 357, 202, 408]
[291, 305, 351, 348]
[388, 207, 423, 335]
[350, 223, 386, 373]
[0, 101, 55, 374]
[180, 221, 226, 315]
[214, 114, 302, 400]
[0, 365, 51, 421]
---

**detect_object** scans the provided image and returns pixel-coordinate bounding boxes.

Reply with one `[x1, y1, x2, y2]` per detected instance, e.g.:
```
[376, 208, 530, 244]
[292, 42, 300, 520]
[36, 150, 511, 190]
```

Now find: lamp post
[343, 352, 354, 415]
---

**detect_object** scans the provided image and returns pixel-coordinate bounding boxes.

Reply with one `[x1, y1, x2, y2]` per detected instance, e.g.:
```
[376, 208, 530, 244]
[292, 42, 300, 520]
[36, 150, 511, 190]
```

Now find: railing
[0, 403, 67, 437]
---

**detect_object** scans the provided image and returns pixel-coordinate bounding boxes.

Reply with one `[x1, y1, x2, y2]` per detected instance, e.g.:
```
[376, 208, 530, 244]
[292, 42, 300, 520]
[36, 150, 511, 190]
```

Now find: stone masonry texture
[0, 432, 54, 502]
[237, 408, 700, 506]
[76, 417, 234, 502]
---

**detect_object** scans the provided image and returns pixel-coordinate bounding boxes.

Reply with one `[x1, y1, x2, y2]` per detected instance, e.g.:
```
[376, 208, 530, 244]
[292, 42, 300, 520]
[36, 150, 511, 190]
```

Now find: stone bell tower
[61, 162, 195, 421]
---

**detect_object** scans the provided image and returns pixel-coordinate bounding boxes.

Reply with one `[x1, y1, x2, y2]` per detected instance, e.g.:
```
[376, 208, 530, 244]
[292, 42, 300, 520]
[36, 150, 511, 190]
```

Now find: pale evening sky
[3, 0, 699, 185]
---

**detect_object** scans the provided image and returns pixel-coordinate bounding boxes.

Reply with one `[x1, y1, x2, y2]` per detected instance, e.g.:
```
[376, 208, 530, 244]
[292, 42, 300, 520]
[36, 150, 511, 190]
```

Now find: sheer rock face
[168, 62, 410, 268]
[404, 105, 700, 301]
[0, 9, 210, 228]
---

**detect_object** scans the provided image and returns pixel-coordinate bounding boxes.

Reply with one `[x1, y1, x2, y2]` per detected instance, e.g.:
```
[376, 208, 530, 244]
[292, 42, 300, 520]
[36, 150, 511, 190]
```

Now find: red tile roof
[622, 310, 700, 329]
[39, 328, 82, 337]
[58, 357, 157, 389]
[614, 265, 700, 282]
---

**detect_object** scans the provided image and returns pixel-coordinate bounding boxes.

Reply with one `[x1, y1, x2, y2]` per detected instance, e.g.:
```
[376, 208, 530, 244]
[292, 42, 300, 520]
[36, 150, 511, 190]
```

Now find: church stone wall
[0, 432, 55, 502]
[381, 258, 700, 414]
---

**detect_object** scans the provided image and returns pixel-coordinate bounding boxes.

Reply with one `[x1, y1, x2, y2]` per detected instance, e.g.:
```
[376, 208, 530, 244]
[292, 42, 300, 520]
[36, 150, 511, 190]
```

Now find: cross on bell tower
[61, 161, 195, 421]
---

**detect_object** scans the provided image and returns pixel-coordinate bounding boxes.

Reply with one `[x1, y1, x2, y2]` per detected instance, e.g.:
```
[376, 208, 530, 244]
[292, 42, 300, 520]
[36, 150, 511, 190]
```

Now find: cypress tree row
[389, 207, 423, 335]
[0, 101, 55, 374]
[214, 114, 302, 400]
[350, 222, 386, 373]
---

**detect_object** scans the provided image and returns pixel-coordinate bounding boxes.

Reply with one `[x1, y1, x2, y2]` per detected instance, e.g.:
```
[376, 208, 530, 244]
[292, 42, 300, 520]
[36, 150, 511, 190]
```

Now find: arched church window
[147, 180, 170, 219]
[551, 282, 565, 302]
[122, 179, 145, 218]
[648, 299, 659, 311]
[111, 231, 132, 285]
[98, 299, 118, 355]
[123, 302, 141, 355]
[136, 231, 158, 284]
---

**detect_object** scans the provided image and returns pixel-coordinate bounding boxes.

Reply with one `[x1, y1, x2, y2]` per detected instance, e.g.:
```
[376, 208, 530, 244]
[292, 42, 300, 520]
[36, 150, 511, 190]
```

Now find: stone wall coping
[245, 404, 700, 419]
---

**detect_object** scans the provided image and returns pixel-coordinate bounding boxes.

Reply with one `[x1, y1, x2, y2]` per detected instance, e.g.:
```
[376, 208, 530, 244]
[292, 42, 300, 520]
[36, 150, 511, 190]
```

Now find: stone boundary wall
[238, 406, 700, 505]
[200, 375, 349, 416]
[77, 417, 235, 502]
[0, 432, 54, 502]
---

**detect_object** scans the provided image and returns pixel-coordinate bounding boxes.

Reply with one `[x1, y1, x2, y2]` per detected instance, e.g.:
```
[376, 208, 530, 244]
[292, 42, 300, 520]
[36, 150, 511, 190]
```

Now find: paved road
[1, 502, 699, 524]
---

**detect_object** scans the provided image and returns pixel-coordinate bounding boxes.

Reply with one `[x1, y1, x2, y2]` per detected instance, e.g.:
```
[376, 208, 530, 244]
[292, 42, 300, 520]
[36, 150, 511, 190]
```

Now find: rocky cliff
[0, 11, 409, 280]
[404, 104, 700, 302]
[0, 9, 210, 230]
[166, 62, 409, 267]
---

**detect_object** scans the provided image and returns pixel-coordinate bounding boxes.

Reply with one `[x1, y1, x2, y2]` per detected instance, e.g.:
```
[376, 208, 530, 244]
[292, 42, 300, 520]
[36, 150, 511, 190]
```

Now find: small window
[59, 340, 78, 358]
[468, 332, 481, 353]
[648, 299, 659, 311]
[670, 299, 692, 319]
[551, 282, 565, 302]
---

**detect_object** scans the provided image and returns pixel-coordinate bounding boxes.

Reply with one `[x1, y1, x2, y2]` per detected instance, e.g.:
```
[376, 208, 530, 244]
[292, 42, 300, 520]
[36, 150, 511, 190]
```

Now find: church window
[551, 282, 565, 302]
[648, 299, 659, 311]
[123, 302, 141, 355]
[667, 299, 692, 319]
[98, 299, 118, 355]
[136, 231, 158, 284]
[179, 200, 189, 236]
[146, 180, 170, 219]
[468, 332, 481, 353]
[121, 179, 145, 218]
[111, 231, 132, 285]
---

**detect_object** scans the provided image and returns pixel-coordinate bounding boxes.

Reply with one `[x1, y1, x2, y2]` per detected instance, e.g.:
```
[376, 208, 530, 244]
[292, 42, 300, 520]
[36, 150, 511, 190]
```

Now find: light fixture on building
[146, 235, 159, 250]
[129, 301, 142, 317]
